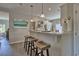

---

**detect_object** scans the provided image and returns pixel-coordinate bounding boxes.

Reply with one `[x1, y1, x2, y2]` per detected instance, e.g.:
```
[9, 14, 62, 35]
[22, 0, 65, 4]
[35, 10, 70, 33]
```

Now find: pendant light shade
[40, 13, 45, 17]
[40, 3, 45, 18]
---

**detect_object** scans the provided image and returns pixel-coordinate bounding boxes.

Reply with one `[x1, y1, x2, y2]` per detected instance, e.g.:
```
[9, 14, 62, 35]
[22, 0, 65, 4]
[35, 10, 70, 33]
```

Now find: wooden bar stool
[24, 36, 28, 51]
[24, 35, 32, 51]
[24, 35, 38, 55]
[24, 35, 34, 53]
[35, 40, 51, 56]
[30, 38, 38, 56]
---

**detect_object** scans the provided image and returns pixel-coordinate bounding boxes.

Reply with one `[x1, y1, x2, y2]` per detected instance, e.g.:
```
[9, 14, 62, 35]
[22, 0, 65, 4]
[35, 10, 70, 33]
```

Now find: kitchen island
[30, 31, 63, 56]
[30, 31, 73, 56]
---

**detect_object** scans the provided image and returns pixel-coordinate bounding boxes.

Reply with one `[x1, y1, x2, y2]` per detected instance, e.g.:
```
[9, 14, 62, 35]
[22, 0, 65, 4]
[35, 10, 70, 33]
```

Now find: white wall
[9, 11, 30, 44]
[60, 4, 74, 56]
[73, 4, 79, 56]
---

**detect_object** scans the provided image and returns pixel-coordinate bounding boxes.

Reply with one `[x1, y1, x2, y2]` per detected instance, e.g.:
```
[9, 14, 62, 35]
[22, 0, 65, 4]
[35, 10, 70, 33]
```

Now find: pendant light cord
[30, 5, 33, 19]
[42, 3, 43, 14]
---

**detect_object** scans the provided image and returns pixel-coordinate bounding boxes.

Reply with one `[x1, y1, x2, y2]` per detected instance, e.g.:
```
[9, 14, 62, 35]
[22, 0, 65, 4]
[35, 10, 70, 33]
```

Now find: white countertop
[31, 30, 72, 35]
[31, 31, 63, 35]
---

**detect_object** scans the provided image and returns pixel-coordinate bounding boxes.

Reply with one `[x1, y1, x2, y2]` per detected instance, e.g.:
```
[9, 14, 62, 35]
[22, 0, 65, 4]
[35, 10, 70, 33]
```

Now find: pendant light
[30, 5, 34, 22]
[40, 3, 45, 18]
[29, 5, 34, 35]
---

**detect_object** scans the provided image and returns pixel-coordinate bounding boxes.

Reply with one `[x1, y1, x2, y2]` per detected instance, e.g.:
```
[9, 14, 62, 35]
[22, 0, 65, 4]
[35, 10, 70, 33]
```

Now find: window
[0, 24, 5, 33]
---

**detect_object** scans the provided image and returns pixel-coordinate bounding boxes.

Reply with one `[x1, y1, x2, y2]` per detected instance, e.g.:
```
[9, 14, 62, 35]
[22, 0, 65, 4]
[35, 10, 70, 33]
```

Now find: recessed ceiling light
[48, 8, 52, 11]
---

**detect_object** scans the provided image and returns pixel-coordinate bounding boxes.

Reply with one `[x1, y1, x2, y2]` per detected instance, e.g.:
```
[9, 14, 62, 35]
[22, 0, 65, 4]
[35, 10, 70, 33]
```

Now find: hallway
[0, 36, 27, 56]
[0, 36, 13, 56]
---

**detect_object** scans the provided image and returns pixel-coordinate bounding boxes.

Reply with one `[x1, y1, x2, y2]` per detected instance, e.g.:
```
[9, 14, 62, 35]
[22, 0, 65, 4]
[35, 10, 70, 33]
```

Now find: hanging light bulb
[40, 3, 45, 18]
[31, 19, 34, 22]
[40, 13, 45, 18]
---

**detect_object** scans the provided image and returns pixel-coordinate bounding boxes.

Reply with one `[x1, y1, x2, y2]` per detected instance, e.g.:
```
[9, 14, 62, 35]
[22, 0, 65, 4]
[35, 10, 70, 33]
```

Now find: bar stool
[24, 35, 38, 55]
[29, 38, 38, 56]
[24, 35, 34, 53]
[24, 35, 32, 51]
[35, 40, 51, 56]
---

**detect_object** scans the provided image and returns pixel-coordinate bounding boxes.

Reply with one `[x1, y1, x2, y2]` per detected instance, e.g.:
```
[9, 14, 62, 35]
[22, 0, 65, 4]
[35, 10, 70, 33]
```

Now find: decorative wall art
[13, 19, 28, 28]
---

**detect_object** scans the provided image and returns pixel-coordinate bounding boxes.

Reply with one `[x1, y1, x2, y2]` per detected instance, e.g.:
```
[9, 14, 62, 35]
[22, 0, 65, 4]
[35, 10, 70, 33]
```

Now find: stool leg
[25, 42, 27, 51]
[24, 42, 25, 48]
[24, 37, 27, 48]
[46, 49, 49, 56]
[41, 50, 44, 56]
[35, 47, 38, 56]
[32, 42, 35, 53]
[27, 42, 30, 55]
[30, 42, 32, 56]
[31, 42, 35, 56]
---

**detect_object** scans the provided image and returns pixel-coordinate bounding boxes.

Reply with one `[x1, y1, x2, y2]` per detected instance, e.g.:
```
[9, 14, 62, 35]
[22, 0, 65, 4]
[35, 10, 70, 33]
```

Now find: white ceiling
[0, 3, 63, 20]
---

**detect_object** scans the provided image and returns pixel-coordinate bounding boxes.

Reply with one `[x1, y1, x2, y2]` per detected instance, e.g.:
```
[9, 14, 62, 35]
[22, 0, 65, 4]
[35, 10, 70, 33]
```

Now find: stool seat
[24, 35, 35, 39]
[31, 38, 38, 42]
[35, 40, 51, 56]
[35, 41, 50, 50]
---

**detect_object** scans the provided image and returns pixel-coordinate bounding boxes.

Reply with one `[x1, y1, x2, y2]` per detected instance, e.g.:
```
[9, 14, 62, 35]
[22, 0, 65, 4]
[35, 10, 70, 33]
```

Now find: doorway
[0, 11, 9, 40]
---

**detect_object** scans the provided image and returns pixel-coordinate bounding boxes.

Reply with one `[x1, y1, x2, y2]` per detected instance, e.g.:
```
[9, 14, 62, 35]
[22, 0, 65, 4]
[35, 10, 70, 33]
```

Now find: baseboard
[9, 40, 24, 45]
